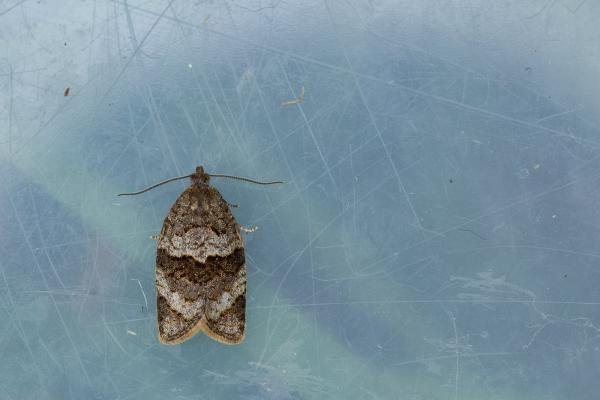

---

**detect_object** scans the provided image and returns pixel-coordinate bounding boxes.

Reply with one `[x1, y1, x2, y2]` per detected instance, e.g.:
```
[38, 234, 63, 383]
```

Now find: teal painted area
[1, 1, 600, 399]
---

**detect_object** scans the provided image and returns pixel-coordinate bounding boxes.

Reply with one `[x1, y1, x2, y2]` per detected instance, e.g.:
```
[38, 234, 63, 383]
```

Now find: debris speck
[281, 86, 305, 107]
[188, 64, 193, 69]
[517, 168, 529, 179]
[63, 87, 70, 97]
[127, 330, 137, 336]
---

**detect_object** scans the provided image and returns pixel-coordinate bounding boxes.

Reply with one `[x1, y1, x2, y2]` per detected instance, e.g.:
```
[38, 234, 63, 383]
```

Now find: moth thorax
[191, 166, 210, 186]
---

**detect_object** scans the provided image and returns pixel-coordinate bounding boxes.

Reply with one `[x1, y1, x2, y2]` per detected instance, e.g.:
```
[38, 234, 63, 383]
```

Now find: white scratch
[131, 278, 148, 310]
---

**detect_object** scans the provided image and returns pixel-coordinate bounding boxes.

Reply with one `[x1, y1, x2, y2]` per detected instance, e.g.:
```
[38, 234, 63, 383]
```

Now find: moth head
[191, 166, 210, 186]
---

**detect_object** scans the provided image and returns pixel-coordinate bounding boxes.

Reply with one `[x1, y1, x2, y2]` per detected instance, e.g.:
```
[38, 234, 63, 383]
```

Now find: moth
[119, 166, 281, 344]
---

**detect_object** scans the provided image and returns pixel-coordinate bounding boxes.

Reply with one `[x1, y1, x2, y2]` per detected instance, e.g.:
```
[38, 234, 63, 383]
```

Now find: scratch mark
[525, 0, 558, 19]
[536, 107, 580, 123]
[0, 0, 28, 17]
[131, 278, 148, 311]
[100, 0, 176, 102]
[448, 311, 459, 400]
[116, 0, 600, 148]
[103, 317, 129, 355]
[280, 61, 339, 193]
[393, 351, 520, 367]
[324, 0, 427, 239]
[256, 169, 398, 367]
[29, 187, 67, 288]
[0, 263, 44, 386]
[458, 228, 488, 241]
[6, 193, 93, 388]
[564, 0, 587, 13]
[8, 63, 13, 160]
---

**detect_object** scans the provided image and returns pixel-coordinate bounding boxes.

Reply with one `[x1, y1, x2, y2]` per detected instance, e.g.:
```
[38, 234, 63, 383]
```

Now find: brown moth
[118, 166, 281, 345]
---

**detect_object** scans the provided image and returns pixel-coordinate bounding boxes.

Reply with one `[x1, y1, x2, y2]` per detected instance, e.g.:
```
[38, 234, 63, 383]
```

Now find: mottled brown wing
[155, 184, 246, 345]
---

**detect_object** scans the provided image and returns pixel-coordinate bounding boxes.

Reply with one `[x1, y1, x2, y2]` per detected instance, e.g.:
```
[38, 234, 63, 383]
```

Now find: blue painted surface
[1, 1, 600, 399]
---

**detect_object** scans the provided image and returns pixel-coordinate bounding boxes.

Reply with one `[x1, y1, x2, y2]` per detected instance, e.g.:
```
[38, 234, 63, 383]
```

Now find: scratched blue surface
[1, 1, 600, 399]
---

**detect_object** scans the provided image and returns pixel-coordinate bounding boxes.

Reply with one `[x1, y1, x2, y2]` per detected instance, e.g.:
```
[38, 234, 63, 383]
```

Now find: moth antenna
[208, 173, 283, 186]
[117, 174, 193, 196]
[117, 171, 283, 196]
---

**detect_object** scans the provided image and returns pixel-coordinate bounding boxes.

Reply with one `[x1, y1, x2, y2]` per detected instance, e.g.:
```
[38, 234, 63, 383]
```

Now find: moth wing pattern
[155, 178, 246, 345]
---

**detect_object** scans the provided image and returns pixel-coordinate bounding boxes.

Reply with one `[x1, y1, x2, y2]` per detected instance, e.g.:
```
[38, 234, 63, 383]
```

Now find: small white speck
[188, 64, 193, 68]
[127, 330, 137, 336]
[492, 222, 505, 232]
[376, 345, 383, 350]
[533, 164, 540, 170]
[517, 168, 530, 179]
[472, 139, 482, 144]
[112, 202, 121, 206]
[552, 214, 557, 219]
